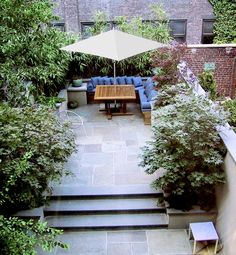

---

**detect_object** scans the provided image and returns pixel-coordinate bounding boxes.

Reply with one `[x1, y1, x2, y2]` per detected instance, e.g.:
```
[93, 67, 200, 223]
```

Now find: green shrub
[140, 91, 227, 210]
[0, 104, 76, 214]
[0, 215, 68, 255]
[223, 98, 236, 130]
[198, 70, 217, 100]
[0, 0, 75, 106]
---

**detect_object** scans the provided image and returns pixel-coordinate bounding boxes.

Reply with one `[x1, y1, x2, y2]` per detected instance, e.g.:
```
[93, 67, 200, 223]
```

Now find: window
[81, 22, 94, 38]
[202, 19, 214, 44]
[169, 20, 187, 43]
[51, 22, 65, 32]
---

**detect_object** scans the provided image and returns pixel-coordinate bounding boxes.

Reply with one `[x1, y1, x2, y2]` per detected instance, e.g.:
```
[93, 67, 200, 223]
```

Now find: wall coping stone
[187, 44, 236, 48]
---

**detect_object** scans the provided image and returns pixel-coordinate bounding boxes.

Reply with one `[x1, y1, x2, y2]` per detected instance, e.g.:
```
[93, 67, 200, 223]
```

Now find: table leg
[193, 240, 197, 255]
[107, 102, 112, 120]
[122, 100, 127, 113]
[214, 239, 218, 254]
[188, 227, 192, 239]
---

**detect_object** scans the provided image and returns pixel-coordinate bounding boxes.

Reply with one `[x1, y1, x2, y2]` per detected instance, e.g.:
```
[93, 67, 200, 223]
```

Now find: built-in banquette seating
[87, 76, 158, 124]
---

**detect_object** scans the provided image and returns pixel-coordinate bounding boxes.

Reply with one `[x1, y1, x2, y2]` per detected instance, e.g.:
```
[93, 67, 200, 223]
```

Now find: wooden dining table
[94, 85, 136, 119]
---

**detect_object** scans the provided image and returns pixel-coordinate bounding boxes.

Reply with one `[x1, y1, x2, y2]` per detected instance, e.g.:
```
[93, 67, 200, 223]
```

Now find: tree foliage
[0, 104, 76, 214]
[151, 42, 186, 87]
[210, 0, 236, 43]
[0, 0, 75, 106]
[140, 86, 227, 210]
[0, 216, 68, 255]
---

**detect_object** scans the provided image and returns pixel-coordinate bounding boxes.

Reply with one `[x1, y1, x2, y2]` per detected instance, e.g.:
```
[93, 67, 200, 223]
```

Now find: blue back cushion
[103, 77, 112, 85]
[125, 76, 134, 84]
[91, 76, 100, 88]
[144, 77, 153, 89]
[110, 77, 117, 84]
[147, 89, 158, 102]
[132, 76, 143, 87]
[117, 76, 127, 85]
[97, 77, 106, 85]
[144, 82, 154, 95]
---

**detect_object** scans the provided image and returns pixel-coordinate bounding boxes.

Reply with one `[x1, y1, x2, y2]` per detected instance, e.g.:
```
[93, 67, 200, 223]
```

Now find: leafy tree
[140, 88, 227, 210]
[0, 216, 68, 255]
[0, 104, 76, 214]
[151, 42, 187, 88]
[210, 0, 236, 43]
[0, 0, 75, 106]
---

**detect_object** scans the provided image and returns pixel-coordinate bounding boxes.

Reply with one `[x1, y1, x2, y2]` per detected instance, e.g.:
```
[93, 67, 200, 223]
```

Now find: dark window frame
[169, 19, 187, 43]
[51, 22, 65, 32]
[201, 19, 215, 44]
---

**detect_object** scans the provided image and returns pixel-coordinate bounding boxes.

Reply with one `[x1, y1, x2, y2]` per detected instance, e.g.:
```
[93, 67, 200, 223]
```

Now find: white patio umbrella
[61, 29, 167, 81]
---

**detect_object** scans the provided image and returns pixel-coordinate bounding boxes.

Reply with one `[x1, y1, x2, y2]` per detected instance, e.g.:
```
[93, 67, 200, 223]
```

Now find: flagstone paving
[42, 103, 224, 255]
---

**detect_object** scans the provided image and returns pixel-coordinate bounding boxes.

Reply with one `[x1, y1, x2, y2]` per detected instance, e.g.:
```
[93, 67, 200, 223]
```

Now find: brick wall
[183, 47, 236, 98]
[53, 0, 213, 44]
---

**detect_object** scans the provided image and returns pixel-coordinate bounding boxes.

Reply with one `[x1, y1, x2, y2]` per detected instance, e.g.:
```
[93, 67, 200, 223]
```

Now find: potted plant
[140, 85, 228, 211]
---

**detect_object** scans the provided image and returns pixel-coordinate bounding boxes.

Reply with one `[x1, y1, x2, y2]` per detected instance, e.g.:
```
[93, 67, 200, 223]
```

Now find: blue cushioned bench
[87, 76, 157, 124]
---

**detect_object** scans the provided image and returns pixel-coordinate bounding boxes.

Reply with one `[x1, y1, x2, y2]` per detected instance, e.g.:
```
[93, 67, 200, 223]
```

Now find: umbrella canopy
[61, 29, 167, 61]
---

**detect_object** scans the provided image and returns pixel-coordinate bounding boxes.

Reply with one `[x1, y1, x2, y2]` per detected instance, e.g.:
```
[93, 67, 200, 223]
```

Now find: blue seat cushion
[125, 76, 134, 84]
[91, 76, 100, 88]
[103, 77, 112, 85]
[117, 76, 127, 85]
[147, 89, 158, 102]
[132, 76, 143, 87]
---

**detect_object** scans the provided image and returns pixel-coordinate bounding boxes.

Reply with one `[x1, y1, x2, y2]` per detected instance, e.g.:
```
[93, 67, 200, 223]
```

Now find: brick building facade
[53, 0, 214, 44]
[183, 46, 236, 98]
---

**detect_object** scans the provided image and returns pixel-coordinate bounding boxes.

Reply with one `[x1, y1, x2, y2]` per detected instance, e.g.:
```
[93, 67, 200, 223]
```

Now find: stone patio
[42, 103, 224, 255]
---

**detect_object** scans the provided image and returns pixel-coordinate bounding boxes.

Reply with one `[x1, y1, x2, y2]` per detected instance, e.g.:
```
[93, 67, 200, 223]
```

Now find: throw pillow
[103, 77, 112, 85]
[132, 76, 143, 87]
[117, 76, 127, 85]
[143, 77, 153, 89]
[91, 76, 100, 88]
[110, 77, 117, 84]
[98, 76, 107, 85]
[125, 76, 134, 84]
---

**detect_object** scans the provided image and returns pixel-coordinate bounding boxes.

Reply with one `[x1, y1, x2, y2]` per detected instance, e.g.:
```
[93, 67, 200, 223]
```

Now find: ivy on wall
[210, 0, 236, 43]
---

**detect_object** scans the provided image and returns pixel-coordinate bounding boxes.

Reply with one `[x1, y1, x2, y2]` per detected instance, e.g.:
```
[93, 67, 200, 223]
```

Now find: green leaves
[0, 0, 75, 106]
[140, 86, 227, 209]
[0, 216, 68, 255]
[210, 0, 236, 43]
[0, 104, 76, 213]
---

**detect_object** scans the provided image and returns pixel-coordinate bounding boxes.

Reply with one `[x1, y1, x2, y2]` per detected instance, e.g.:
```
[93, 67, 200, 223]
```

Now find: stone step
[50, 185, 162, 199]
[44, 198, 165, 215]
[45, 213, 168, 230]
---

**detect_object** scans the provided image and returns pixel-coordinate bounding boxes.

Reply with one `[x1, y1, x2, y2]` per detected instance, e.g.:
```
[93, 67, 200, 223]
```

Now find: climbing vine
[210, 0, 236, 43]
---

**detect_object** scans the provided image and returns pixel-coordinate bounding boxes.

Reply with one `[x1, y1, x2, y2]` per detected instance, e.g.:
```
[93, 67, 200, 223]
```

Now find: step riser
[49, 194, 163, 200]
[44, 208, 166, 216]
[48, 225, 168, 231]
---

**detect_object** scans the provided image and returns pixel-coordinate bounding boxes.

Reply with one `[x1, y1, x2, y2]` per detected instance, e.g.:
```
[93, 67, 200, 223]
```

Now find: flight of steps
[44, 185, 168, 230]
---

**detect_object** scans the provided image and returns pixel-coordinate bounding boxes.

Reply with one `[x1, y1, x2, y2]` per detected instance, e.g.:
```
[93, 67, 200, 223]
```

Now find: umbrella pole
[113, 61, 117, 108]
[113, 61, 116, 84]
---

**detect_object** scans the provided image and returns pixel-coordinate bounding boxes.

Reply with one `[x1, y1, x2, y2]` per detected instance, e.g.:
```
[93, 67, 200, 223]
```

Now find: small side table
[67, 83, 87, 106]
[189, 222, 219, 254]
